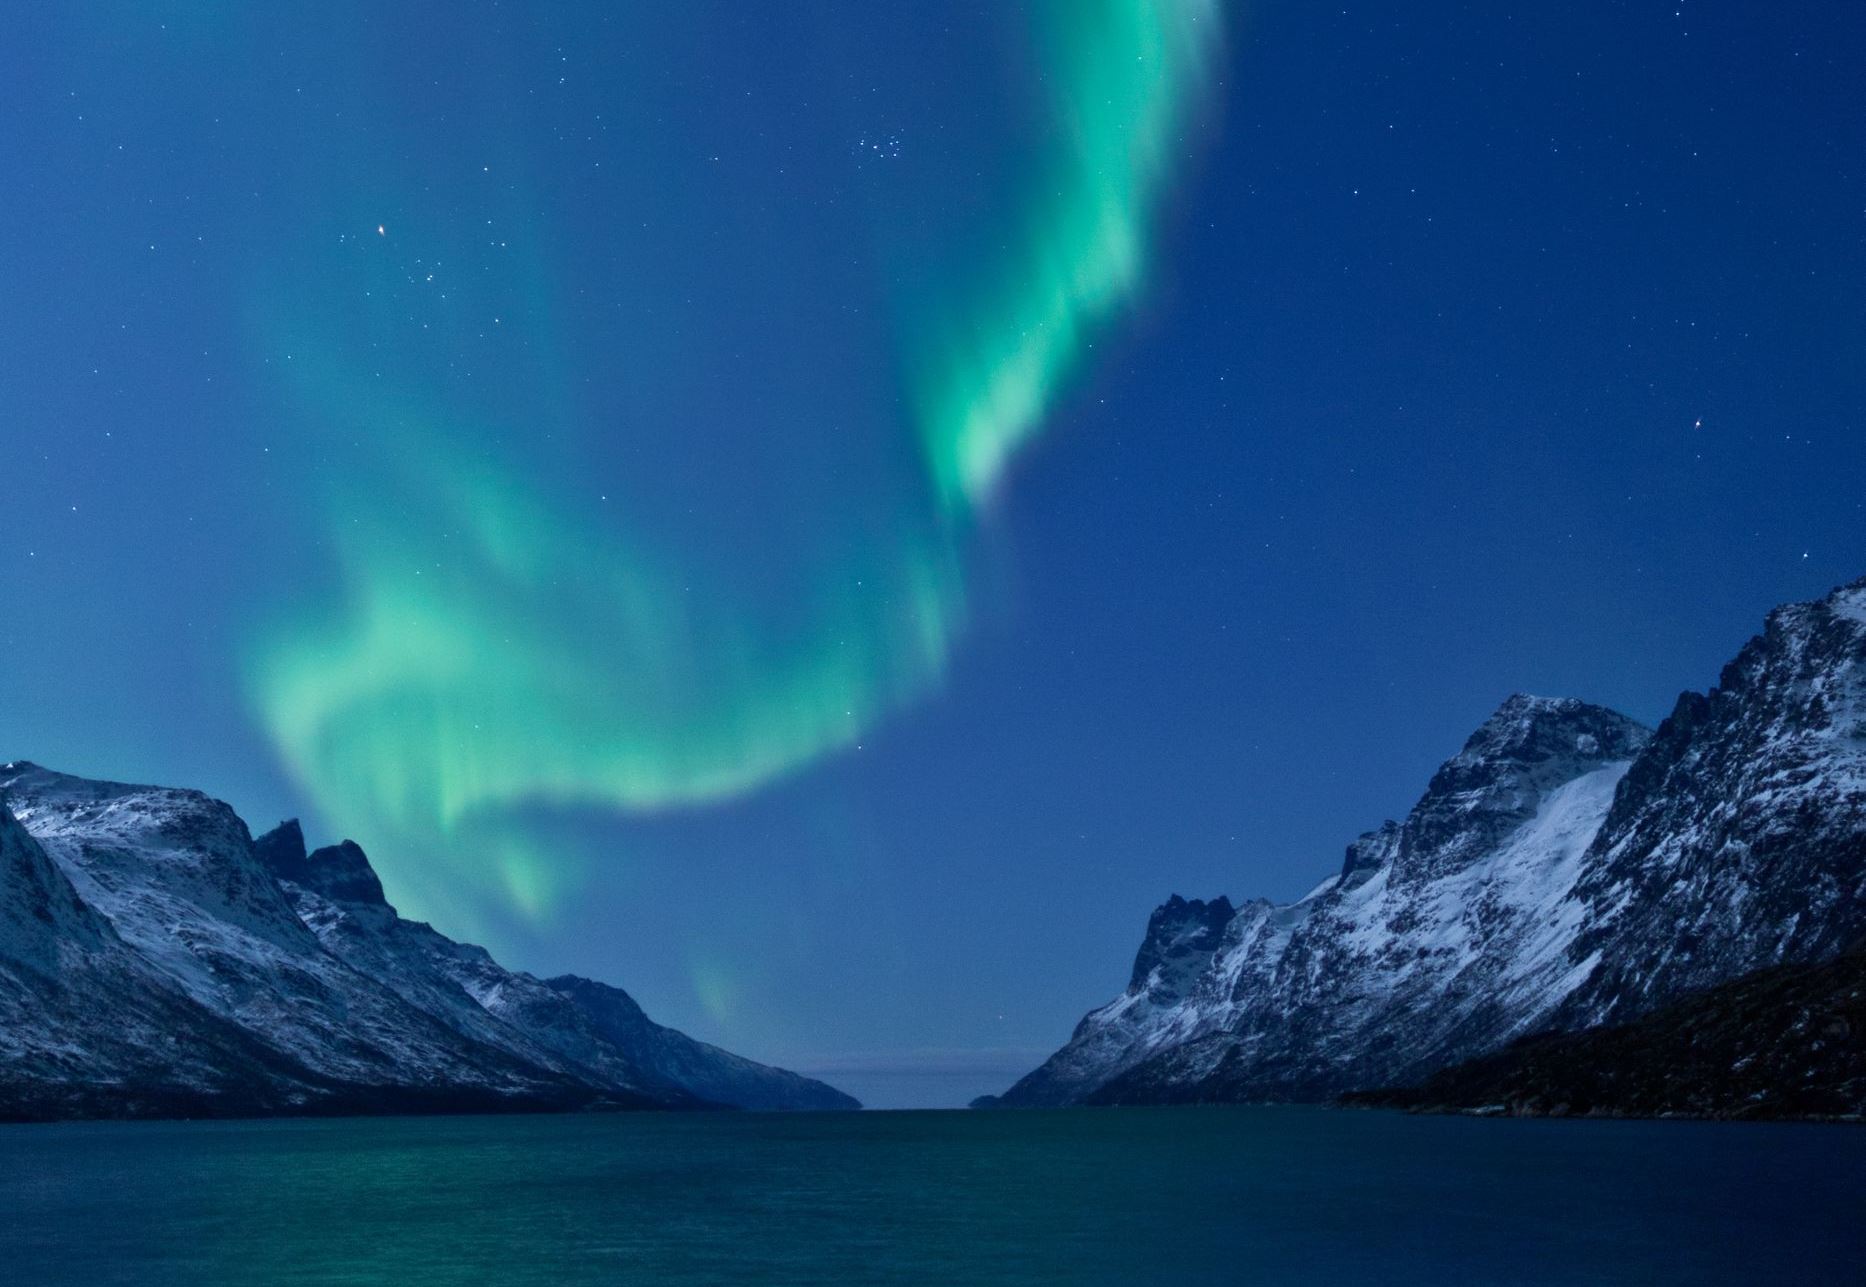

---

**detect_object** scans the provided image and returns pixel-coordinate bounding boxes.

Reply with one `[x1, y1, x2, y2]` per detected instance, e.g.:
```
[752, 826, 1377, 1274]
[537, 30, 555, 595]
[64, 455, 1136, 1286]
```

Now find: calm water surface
[0, 1107, 1860, 1285]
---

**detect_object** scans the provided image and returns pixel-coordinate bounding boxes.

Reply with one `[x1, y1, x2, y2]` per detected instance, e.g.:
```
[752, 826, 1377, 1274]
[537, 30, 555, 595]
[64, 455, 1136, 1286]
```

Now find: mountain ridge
[982, 577, 1866, 1111]
[0, 762, 857, 1120]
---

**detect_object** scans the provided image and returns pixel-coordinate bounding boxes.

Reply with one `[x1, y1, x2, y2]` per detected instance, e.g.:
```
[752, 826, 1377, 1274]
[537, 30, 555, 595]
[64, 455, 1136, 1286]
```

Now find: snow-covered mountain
[983, 576, 1866, 1108]
[255, 820, 856, 1112]
[1557, 580, 1866, 1026]
[0, 766, 855, 1119]
[0, 795, 317, 1119]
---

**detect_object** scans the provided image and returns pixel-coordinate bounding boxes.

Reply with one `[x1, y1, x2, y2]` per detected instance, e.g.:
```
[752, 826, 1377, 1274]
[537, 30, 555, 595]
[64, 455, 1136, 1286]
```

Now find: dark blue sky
[3, 1, 1862, 1106]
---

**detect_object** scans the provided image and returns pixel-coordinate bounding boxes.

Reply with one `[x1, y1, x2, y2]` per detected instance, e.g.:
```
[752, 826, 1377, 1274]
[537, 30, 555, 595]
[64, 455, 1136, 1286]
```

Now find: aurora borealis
[915, 1, 1220, 515]
[7, 0, 1865, 1105]
[246, 0, 1224, 926]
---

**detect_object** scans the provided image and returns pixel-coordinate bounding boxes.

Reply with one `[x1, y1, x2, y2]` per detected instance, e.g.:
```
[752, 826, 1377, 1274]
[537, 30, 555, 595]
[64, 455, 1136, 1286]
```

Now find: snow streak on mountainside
[0, 766, 855, 1120]
[986, 577, 1866, 1108]
[985, 697, 1650, 1105]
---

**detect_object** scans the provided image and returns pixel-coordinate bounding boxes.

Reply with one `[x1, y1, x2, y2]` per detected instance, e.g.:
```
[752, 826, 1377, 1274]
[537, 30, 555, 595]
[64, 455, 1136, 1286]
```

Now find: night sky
[3, 1, 1863, 1107]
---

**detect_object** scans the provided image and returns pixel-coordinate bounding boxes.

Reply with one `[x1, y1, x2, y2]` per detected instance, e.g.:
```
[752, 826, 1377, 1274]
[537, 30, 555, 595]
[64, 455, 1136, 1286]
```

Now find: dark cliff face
[252, 818, 307, 874]
[1127, 895, 1236, 996]
[256, 821, 390, 909]
[1560, 578, 1866, 1028]
[0, 794, 110, 965]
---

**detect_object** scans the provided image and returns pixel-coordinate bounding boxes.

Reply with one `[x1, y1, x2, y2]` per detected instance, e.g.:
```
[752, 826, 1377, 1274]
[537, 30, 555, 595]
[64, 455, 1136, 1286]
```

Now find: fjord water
[2, 1109, 1860, 1285]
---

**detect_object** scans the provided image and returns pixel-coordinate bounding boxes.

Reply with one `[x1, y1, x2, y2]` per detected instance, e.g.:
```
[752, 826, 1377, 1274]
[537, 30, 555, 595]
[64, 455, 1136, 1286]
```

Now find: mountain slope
[987, 697, 1652, 1106]
[256, 821, 857, 1111]
[974, 895, 1235, 1108]
[0, 798, 336, 1120]
[0, 764, 855, 1119]
[545, 974, 858, 1111]
[1346, 946, 1866, 1121]
[0, 763, 584, 1106]
[1557, 579, 1866, 1026]
[986, 577, 1866, 1109]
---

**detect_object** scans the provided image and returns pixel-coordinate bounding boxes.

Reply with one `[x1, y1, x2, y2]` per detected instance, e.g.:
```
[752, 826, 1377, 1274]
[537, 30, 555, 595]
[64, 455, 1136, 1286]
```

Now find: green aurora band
[249, 0, 1224, 929]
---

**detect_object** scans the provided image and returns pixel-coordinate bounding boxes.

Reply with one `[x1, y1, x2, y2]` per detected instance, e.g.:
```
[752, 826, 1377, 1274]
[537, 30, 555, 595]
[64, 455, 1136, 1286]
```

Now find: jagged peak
[306, 841, 389, 908]
[1494, 692, 1572, 713]
[253, 819, 307, 869]
[1469, 692, 1643, 744]
[262, 830, 389, 909]
[1340, 819, 1400, 881]
[1153, 892, 1234, 917]
[546, 973, 647, 1015]
[1811, 574, 1866, 627]
[1375, 695, 1655, 887]
[1444, 694, 1650, 779]
[1128, 894, 1235, 992]
[1706, 573, 1866, 700]
[1751, 573, 1866, 634]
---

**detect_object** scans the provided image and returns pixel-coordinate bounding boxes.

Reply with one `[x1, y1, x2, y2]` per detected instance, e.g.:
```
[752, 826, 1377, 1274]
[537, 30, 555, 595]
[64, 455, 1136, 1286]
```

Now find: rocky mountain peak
[254, 819, 389, 909]
[1715, 577, 1866, 705]
[1128, 894, 1235, 995]
[304, 842, 389, 908]
[253, 819, 307, 871]
[1392, 695, 1650, 885]
[1560, 578, 1866, 1024]
[0, 761, 312, 950]
[1449, 694, 1649, 778]
[280, 844, 388, 913]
